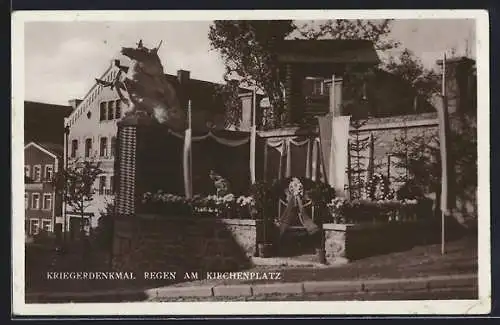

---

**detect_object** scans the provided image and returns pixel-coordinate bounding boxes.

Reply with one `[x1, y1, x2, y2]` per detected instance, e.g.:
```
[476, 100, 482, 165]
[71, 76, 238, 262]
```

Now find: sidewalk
[26, 273, 477, 303]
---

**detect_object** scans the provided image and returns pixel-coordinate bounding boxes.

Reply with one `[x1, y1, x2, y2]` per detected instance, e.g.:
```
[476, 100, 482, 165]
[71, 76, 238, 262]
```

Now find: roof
[37, 142, 64, 158]
[275, 39, 380, 65]
[24, 101, 73, 145]
[436, 56, 475, 66]
[24, 141, 63, 159]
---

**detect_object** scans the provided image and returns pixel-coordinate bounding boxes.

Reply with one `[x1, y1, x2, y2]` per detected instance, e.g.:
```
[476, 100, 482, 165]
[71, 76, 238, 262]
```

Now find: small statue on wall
[209, 170, 231, 197]
[96, 40, 186, 131]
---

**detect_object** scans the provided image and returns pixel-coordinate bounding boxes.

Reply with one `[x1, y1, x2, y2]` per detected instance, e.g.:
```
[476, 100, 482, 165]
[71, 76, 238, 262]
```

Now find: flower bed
[327, 197, 421, 224]
[139, 191, 256, 219]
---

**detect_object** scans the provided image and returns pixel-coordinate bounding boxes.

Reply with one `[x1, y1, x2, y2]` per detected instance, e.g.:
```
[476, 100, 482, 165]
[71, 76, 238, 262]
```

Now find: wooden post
[329, 74, 336, 114]
[305, 138, 312, 179]
[347, 139, 352, 200]
[263, 140, 268, 182]
[285, 138, 291, 178]
[311, 139, 318, 181]
[387, 154, 391, 182]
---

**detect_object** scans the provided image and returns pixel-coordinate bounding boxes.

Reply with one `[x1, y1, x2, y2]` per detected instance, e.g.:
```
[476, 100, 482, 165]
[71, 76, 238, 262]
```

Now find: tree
[53, 159, 102, 240]
[347, 119, 371, 200]
[213, 80, 244, 129]
[295, 19, 398, 50]
[209, 20, 296, 129]
[209, 20, 398, 129]
[384, 48, 441, 106]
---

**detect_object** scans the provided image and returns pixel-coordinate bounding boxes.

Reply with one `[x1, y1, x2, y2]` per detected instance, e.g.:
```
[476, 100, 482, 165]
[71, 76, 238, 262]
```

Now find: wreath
[269, 177, 335, 208]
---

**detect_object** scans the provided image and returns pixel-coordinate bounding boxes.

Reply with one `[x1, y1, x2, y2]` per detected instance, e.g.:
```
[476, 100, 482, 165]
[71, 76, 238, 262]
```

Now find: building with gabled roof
[24, 141, 64, 238]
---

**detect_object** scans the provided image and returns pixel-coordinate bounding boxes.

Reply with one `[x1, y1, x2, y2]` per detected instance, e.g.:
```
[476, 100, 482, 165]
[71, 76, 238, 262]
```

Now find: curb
[26, 273, 477, 302]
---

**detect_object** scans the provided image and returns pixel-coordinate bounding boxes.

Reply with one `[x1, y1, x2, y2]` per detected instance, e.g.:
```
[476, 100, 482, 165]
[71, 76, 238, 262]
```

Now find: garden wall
[322, 220, 435, 263]
[260, 112, 477, 223]
[112, 215, 259, 274]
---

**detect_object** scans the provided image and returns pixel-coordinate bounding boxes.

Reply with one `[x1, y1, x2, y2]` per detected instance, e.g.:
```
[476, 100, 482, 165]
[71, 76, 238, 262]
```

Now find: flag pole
[188, 100, 193, 197]
[441, 52, 447, 255]
[250, 87, 257, 184]
[183, 100, 193, 199]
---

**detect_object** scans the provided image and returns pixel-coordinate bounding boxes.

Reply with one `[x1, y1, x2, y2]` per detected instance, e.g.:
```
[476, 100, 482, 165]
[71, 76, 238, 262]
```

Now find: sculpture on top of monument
[96, 40, 186, 130]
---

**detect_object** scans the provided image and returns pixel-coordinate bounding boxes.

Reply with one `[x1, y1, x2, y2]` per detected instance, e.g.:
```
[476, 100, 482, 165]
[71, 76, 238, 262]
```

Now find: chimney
[177, 69, 190, 84]
[68, 99, 82, 110]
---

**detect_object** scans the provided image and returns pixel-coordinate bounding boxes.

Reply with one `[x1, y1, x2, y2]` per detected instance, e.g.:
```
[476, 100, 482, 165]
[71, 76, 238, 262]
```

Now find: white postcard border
[12, 9, 491, 316]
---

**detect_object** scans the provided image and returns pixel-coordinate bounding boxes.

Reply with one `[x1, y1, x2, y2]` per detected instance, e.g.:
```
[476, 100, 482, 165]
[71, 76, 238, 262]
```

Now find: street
[149, 288, 477, 302]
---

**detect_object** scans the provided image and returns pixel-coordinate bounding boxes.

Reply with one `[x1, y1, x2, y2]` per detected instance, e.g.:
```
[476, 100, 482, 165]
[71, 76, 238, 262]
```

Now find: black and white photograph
[12, 10, 490, 316]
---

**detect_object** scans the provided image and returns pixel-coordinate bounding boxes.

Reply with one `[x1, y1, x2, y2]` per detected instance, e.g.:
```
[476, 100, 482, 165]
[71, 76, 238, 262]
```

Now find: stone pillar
[322, 224, 348, 264]
[112, 114, 160, 269]
[328, 76, 344, 116]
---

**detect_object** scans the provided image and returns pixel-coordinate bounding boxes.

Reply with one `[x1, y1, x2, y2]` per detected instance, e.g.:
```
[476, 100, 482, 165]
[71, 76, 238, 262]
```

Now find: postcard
[12, 9, 490, 316]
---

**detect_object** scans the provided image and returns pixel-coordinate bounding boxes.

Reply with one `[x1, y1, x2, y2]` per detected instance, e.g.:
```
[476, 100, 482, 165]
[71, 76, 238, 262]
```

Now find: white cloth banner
[330, 116, 351, 196]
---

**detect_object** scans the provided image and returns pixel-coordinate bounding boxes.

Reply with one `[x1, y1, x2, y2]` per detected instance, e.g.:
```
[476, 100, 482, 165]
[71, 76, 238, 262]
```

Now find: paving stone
[303, 280, 363, 294]
[362, 278, 428, 292]
[213, 285, 252, 297]
[427, 274, 477, 290]
[252, 282, 304, 296]
[155, 286, 214, 298]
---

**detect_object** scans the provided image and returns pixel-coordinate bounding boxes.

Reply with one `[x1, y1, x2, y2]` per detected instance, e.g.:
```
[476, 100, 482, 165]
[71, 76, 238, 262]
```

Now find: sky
[23, 18, 476, 106]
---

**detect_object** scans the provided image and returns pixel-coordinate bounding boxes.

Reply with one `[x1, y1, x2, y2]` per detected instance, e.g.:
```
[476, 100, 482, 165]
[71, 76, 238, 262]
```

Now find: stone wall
[322, 221, 436, 263]
[112, 215, 258, 276]
[260, 112, 477, 222]
[350, 113, 439, 183]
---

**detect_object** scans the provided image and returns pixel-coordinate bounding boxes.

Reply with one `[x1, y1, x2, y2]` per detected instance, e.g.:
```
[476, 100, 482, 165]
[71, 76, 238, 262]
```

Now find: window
[98, 175, 106, 195]
[107, 101, 115, 120]
[71, 139, 78, 158]
[312, 79, 325, 96]
[32, 193, 40, 210]
[110, 175, 115, 193]
[44, 165, 53, 181]
[24, 165, 30, 178]
[110, 137, 117, 157]
[100, 137, 108, 157]
[324, 81, 332, 95]
[33, 165, 42, 182]
[25, 192, 28, 209]
[100, 102, 107, 121]
[85, 138, 92, 158]
[41, 219, 52, 232]
[42, 193, 52, 210]
[29, 219, 39, 235]
[115, 100, 122, 119]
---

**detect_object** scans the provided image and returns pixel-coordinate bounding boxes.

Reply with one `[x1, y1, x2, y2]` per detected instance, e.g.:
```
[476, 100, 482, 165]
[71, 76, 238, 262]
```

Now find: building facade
[24, 142, 63, 237]
[64, 60, 255, 231]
